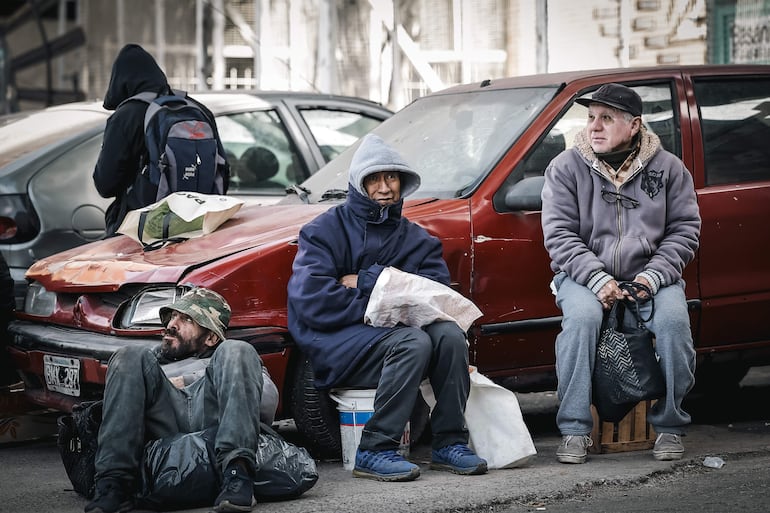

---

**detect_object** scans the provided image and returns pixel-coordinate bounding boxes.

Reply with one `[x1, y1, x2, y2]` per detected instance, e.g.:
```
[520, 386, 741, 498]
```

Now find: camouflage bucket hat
[159, 288, 231, 340]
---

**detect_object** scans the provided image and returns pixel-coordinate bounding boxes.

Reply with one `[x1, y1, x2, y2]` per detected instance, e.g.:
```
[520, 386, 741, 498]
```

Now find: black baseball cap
[575, 83, 643, 117]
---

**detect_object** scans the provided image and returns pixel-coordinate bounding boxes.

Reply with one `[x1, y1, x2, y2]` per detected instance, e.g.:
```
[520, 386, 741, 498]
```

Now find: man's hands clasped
[596, 275, 651, 310]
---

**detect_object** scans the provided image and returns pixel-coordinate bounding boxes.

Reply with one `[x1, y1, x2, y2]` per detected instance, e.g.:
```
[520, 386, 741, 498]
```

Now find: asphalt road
[495, 451, 770, 513]
[2, 367, 770, 513]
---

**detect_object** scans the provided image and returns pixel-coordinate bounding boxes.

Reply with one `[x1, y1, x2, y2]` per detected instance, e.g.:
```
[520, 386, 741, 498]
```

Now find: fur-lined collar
[574, 124, 662, 171]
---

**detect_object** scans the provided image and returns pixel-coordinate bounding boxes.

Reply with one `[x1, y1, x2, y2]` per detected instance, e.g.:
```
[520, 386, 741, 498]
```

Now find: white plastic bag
[364, 267, 483, 332]
[464, 366, 537, 469]
[118, 192, 244, 247]
[421, 367, 537, 469]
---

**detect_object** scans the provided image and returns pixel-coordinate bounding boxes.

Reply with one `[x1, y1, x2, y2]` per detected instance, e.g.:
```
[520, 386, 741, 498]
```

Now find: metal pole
[253, 0, 261, 89]
[390, 1, 402, 109]
[317, 0, 330, 93]
[536, 0, 548, 73]
[116, 0, 124, 50]
[212, 0, 225, 89]
[155, 0, 165, 71]
[196, 0, 205, 90]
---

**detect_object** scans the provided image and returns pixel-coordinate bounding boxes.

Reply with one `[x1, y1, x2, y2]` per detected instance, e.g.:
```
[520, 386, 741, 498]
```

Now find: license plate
[43, 355, 81, 397]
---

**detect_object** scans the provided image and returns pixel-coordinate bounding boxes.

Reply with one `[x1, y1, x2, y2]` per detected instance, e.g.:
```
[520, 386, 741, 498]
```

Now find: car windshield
[290, 86, 558, 203]
[0, 109, 107, 168]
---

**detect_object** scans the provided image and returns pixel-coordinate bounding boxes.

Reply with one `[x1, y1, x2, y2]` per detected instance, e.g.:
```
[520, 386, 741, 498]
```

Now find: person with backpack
[94, 44, 228, 237]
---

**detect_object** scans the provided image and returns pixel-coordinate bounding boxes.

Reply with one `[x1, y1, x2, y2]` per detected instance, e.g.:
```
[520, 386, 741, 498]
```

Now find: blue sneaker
[430, 443, 488, 475]
[352, 449, 420, 482]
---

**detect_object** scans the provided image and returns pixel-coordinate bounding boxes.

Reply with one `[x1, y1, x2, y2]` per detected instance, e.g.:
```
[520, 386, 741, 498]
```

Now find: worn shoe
[556, 435, 593, 464]
[353, 449, 421, 482]
[430, 443, 488, 475]
[84, 478, 133, 513]
[653, 433, 685, 461]
[212, 462, 256, 512]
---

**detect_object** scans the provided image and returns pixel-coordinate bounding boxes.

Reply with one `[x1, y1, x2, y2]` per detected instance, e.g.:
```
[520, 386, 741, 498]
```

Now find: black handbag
[56, 400, 103, 499]
[592, 282, 666, 422]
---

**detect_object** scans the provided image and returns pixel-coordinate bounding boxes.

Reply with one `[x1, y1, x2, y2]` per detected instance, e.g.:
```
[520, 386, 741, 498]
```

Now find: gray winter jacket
[541, 126, 701, 295]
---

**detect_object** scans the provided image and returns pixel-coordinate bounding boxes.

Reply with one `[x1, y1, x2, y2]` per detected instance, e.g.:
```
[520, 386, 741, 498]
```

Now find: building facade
[0, 0, 767, 113]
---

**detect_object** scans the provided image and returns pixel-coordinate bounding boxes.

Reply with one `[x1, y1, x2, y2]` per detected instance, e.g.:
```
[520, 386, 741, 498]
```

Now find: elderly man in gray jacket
[541, 83, 701, 465]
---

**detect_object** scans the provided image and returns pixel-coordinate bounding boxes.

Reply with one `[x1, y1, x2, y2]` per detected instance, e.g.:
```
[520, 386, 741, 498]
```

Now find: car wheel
[288, 352, 431, 458]
[289, 354, 342, 460]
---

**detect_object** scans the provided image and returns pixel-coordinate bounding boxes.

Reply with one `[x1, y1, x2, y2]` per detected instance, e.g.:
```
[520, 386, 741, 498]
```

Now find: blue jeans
[338, 320, 470, 451]
[94, 340, 263, 487]
[553, 273, 696, 436]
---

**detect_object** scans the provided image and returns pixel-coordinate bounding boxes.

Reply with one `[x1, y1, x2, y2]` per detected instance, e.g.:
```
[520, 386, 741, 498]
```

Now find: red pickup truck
[9, 65, 770, 456]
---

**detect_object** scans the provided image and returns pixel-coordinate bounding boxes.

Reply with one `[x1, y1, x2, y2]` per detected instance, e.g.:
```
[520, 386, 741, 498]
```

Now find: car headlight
[24, 282, 56, 316]
[118, 286, 189, 329]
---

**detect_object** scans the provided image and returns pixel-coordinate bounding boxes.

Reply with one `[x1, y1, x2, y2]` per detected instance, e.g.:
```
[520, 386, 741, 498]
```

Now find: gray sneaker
[653, 433, 684, 461]
[556, 435, 593, 464]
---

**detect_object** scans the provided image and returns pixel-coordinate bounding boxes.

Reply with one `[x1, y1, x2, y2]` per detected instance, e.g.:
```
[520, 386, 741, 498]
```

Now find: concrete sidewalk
[2, 414, 770, 513]
[251, 421, 770, 513]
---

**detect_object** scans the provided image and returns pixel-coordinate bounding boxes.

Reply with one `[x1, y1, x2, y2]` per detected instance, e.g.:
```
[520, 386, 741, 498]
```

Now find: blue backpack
[126, 90, 228, 201]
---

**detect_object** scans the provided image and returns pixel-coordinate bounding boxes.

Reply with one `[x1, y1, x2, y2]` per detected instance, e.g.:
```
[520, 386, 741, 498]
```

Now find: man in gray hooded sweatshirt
[541, 83, 701, 465]
[288, 134, 486, 481]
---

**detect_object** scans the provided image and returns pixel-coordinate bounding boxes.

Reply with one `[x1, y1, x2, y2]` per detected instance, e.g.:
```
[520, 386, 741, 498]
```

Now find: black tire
[288, 354, 342, 460]
[288, 352, 432, 457]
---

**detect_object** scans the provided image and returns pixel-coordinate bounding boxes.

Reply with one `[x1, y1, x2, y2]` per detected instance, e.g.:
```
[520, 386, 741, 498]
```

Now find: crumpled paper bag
[363, 266, 483, 332]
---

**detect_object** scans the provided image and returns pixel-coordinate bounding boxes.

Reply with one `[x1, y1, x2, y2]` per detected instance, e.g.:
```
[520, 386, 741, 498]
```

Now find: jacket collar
[575, 125, 662, 178]
[346, 184, 403, 224]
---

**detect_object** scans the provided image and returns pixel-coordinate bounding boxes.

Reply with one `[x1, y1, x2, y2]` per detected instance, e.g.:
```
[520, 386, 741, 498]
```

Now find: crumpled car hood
[27, 203, 333, 292]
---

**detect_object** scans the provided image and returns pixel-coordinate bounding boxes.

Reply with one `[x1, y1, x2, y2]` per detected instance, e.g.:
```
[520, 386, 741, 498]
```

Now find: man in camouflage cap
[87, 287, 270, 513]
[157, 287, 231, 361]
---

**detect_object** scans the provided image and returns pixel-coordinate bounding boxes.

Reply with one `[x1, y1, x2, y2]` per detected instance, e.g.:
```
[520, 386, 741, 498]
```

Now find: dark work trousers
[338, 320, 470, 452]
[94, 340, 263, 488]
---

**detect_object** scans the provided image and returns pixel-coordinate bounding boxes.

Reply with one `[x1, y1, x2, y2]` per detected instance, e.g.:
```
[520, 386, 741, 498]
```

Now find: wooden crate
[589, 400, 656, 454]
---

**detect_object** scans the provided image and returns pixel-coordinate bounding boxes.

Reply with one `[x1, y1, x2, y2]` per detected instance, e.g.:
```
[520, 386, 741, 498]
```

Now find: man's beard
[159, 327, 206, 361]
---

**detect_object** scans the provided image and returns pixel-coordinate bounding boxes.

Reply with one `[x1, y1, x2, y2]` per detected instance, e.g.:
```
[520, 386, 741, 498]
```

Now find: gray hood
[348, 134, 421, 198]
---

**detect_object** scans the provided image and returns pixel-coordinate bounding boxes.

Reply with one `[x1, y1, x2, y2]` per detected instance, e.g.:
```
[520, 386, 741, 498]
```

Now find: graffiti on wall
[733, 14, 770, 62]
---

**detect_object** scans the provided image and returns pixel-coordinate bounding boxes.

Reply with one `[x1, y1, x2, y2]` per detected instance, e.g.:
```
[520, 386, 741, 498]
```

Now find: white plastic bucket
[329, 388, 410, 470]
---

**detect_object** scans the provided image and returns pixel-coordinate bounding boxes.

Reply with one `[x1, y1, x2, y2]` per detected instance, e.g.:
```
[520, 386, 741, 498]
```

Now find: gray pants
[94, 340, 263, 487]
[338, 320, 470, 451]
[553, 273, 696, 436]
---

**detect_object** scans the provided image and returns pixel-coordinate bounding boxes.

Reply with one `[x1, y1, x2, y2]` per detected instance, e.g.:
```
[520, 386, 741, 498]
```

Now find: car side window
[298, 108, 384, 162]
[495, 82, 679, 212]
[215, 110, 307, 194]
[693, 78, 770, 186]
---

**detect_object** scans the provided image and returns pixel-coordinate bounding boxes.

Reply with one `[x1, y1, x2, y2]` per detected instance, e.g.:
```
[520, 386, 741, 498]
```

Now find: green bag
[139, 201, 204, 240]
[118, 192, 244, 251]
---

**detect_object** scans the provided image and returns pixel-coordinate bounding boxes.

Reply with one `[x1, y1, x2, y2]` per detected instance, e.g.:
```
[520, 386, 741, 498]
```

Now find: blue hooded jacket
[286, 134, 450, 389]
